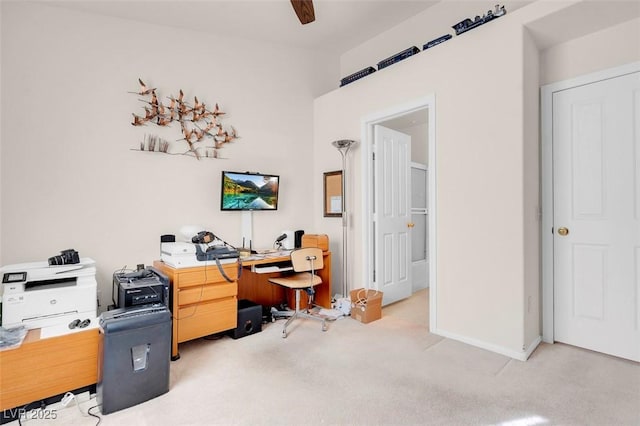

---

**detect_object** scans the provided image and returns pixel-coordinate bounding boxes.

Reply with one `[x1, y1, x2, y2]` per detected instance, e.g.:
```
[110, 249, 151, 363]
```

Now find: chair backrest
[290, 247, 324, 273]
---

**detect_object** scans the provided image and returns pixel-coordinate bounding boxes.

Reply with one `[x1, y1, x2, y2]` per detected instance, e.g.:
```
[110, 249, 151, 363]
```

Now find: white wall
[523, 27, 541, 350]
[0, 2, 337, 308]
[315, 10, 528, 356]
[399, 123, 428, 165]
[0, 2, 3, 265]
[540, 17, 640, 85]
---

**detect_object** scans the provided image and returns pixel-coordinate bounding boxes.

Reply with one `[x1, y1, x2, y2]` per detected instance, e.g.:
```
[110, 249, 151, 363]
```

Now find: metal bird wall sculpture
[130, 78, 239, 159]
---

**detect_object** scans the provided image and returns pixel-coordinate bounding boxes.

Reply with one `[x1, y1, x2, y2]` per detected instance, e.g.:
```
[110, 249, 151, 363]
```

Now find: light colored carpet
[9, 289, 640, 425]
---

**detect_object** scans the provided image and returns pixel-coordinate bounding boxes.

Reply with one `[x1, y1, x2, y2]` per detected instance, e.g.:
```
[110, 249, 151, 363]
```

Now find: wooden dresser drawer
[178, 282, 237, 306]
[175, 263, 239, 288]
[153, 260, 241, 359]
[177, 297, 237, 342]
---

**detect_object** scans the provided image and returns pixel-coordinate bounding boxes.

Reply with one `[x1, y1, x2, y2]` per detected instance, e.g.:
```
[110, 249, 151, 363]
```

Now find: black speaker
[230, 300, 262, 339]
[294, 230, 305, 249]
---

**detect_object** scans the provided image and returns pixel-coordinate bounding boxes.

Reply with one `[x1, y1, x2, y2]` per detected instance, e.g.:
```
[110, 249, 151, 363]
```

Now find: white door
[374, 125, 412, 305]
[553, 71, 640, 361]
[411, 163, 428, 292]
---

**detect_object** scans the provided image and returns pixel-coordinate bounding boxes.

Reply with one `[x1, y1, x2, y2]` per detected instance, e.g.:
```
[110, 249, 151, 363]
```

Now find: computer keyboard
[253, 262, 293, 274]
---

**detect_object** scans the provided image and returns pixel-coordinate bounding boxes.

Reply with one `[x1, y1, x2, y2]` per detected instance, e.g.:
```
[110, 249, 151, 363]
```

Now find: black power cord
[88, 405, 101, 425]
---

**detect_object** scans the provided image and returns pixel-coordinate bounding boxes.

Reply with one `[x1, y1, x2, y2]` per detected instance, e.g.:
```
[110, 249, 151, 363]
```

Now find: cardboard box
[301, 234, 329, 252]
[350, 288, 383, 323]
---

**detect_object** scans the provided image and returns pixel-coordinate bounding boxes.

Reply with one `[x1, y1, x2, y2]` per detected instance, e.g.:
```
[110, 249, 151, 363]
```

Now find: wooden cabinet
[153, 261, 238, 360]
[0, 329, 99, 411]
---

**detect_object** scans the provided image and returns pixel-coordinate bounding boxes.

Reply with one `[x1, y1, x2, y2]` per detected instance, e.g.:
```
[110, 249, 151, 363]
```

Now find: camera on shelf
[48, 249, 80, 266]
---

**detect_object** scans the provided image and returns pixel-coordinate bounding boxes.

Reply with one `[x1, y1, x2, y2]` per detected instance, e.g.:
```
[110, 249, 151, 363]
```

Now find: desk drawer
[176, 264, 239, 288]
[177, 297, 237, 342]
[178, 282, 237, 306]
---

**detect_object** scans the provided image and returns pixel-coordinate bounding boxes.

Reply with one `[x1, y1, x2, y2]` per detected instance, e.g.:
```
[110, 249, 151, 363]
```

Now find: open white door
[374, 125, 412, 305]
[553, 70, 640, 361]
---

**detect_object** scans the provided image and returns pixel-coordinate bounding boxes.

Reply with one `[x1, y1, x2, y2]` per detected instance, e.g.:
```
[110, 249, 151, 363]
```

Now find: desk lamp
[332, 139, 357, 298]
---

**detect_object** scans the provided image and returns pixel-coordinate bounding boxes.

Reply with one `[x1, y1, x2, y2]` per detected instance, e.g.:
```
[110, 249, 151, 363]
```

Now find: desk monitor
[221, 171, 279, 211]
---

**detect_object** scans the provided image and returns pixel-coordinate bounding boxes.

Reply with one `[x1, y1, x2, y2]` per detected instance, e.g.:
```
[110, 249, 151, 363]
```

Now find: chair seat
[266, 247, 328, 338]
[269, 272, 322, 289]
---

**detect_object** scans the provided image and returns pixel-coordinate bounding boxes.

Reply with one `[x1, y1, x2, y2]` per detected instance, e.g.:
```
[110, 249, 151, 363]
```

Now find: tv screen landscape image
[221, 171, 279, 211]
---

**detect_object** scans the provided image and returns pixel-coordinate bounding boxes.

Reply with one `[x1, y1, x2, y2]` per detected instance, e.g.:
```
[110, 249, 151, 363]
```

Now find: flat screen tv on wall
[221, 171, 279, 211]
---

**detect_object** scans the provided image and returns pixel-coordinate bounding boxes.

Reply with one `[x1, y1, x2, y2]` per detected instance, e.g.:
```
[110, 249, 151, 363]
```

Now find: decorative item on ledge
[452, 4, 506, 36]
[137, 133, 223, 159]
[129, 78, 239, 160]
[423, 34, 452, 51]
[377, 46, 420, 71]
[338, 4, 506, 89]
[340, 66, 376, 87]
[140, 134, 170, 153]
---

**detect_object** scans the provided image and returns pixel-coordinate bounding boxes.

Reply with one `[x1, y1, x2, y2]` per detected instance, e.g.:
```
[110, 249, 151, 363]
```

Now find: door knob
[407, 223, 415, 228]
[557, 227, 569, 236]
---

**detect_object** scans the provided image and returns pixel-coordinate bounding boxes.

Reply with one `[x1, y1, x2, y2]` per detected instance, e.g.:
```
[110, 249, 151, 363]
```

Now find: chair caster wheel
[282, 331, 287, 338]
[322, 326, 327, 332]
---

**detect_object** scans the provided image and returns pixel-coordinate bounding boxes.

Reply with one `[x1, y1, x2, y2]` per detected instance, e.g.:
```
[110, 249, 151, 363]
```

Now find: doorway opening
[360, 95, 436, 331]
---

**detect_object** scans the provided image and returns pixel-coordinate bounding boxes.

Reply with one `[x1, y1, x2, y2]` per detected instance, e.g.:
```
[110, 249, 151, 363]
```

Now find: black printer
[112, 266, 169, 309]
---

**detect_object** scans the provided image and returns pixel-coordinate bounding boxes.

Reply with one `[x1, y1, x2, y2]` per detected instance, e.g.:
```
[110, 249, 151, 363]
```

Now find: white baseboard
[524, 335, 543, 359]
[432, 328, 542, 361]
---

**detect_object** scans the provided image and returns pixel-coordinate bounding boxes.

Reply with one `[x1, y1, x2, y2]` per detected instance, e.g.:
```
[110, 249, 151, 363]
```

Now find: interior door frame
[360, 95, 436, 329]
[541, 61, 640, 344]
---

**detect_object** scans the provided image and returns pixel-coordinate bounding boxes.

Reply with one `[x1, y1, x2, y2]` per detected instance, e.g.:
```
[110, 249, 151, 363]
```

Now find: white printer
[160, 242, 237, 268]
[160, 242, 199, 268]
[1, 257, 97, 334]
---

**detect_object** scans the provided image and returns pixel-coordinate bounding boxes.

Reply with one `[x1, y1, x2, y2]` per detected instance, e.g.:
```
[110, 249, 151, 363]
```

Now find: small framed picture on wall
[324, 171, 342, 217]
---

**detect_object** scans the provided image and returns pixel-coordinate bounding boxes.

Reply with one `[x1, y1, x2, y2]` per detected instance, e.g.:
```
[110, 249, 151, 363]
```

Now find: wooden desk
[0, 329, 99, 411]
[238, 252, 331, 310]
[153, 260, 239, 360]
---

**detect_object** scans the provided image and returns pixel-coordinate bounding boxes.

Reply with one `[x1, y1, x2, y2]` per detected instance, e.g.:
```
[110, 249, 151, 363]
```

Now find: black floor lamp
[332, 139, 357, 297]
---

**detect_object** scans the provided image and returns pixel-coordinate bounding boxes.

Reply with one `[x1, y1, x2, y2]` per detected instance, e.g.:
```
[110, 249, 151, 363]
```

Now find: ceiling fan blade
[290, 0, 315, 25]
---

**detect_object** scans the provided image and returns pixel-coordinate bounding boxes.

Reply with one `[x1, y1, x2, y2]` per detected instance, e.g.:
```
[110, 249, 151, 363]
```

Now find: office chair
[268, 247, 327, 338]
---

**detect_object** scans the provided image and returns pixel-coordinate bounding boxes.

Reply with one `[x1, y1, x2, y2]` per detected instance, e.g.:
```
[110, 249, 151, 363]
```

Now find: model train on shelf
[377, 46, 421, 70]
[423, 34, 452, 51]
[452, 4, 507, 36]
[338, 4, 506, 87]
[340, 66, 377, 87]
